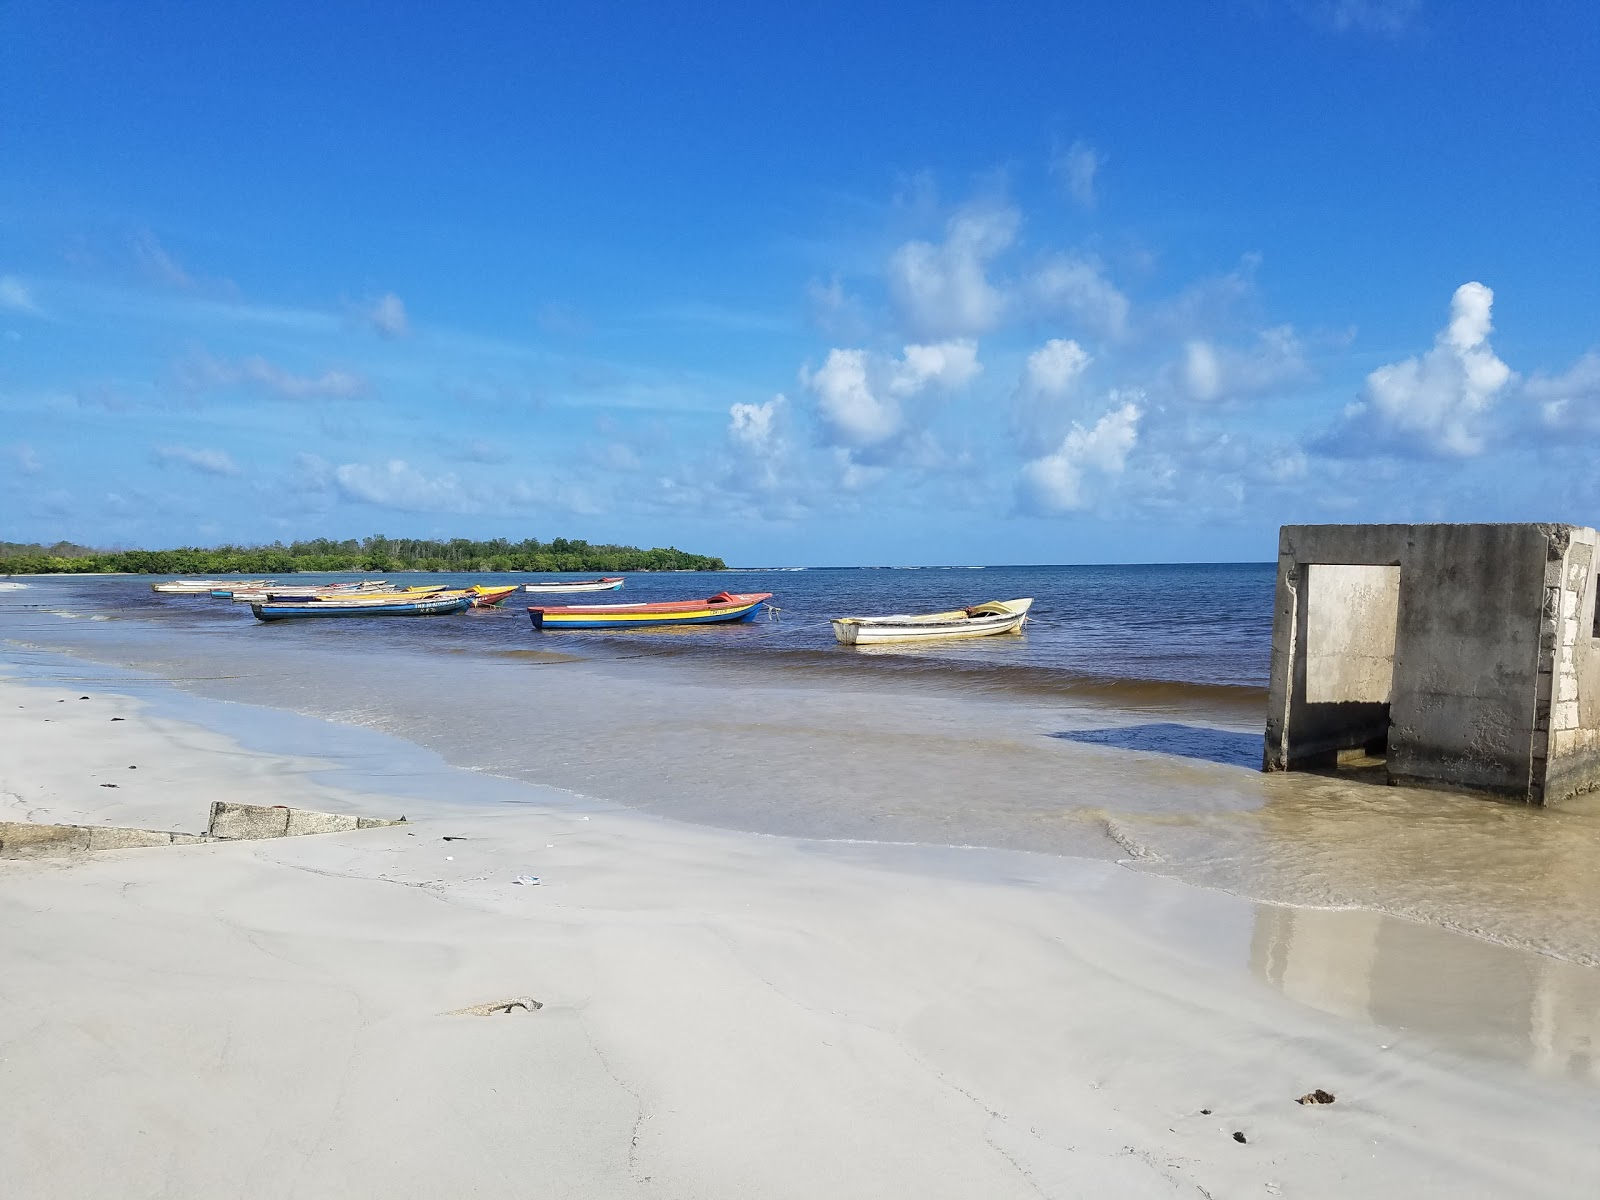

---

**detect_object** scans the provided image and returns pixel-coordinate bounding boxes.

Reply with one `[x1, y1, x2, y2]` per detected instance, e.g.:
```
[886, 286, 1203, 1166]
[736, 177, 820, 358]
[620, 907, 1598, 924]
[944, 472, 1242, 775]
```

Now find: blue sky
[2, 1, 1597, 565]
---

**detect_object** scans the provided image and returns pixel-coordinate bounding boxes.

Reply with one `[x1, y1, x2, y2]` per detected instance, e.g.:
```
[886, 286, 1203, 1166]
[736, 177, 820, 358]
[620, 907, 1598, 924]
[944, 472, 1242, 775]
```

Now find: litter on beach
[513, 874, 540, 885]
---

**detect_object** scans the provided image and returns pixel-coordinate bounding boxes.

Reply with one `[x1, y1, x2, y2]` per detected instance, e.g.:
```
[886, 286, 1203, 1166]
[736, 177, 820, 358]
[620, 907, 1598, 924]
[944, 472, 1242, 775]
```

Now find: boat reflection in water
[1250, 904, 1600, 1083]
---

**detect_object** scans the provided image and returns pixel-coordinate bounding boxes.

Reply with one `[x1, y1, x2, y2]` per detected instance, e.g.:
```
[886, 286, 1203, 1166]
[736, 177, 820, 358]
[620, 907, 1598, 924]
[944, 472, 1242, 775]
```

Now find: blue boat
[251, 593, 473, 621]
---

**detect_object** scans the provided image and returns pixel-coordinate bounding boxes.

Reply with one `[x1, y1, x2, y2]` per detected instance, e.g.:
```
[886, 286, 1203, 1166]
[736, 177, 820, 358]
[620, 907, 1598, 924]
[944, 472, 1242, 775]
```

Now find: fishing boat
[831, 598, 1034, 646]
[230, 580, 393, 603]
[523, 577, 626, 593]
[528, 591, 771, 630]
[153, 579, 272, 595]
[467, 584, 519, 608]
[250, 592, 473, 621]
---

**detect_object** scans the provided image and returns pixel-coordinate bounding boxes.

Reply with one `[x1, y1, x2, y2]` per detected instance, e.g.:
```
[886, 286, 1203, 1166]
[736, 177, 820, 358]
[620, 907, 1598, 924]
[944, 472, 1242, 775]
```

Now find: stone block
[208, 802, 291, 840]
[357, 816, 405, 829]
[1553, 728, 1578, 754]
[1559, 674, 1579, 702]
[0, 822, 91, 858]
[87, 827, 176, 850]
[168, 832, 211, 846]
[1555, 699, 1581, 730]
[284, 809, 360, 836]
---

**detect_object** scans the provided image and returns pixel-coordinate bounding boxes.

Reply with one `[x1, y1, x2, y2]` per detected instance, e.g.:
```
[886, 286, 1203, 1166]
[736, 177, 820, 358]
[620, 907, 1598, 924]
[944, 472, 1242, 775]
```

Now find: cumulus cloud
[151, 445, 242, 476]
[333, 460, 478, 513]
[176, 351, 368, 401]
[1525, 352, 1600, 433]
[1052, 140, 1102, 209]
[1018, 396, 1142, 513]
[729, 394, 786, 455]
[1334, 282, 1512, 457]
[1029, 255, 1129, 339]
[1177, 326, 1310, 403]
[0, 275, 39, 314]
[803, 340, 983, 451]
[366, 292, 410, 338]
[887, 205, 1017, 338]
[1025, 338, 1092, 396]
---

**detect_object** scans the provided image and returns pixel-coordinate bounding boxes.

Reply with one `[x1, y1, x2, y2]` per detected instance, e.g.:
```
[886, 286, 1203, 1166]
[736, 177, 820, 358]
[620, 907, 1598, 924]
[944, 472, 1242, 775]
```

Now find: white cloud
[1018, 396, 1142, 513]
[130, 230, 198, 290]
[1525, 352, 1600, 432]
[1029, 255, 1129, 339]
[1178, 326, 1309, 403]
[887, 205, 1017, 338]
[366, 292, 410, 338]
[891, 339, 982, 395]
[1025, 338, 1092, 396]
[0, 275, 39, 315]
[152, 445, 242, 477]
[803, 340, 983, 450]
[729, 394, 785, 455]
[1325, 0, 1420, 35]
[176, 351, 368, 401]
[333, 460, 478, 513]
[1052, 140, 1102, 209]
[1338, 282, 1512, 457]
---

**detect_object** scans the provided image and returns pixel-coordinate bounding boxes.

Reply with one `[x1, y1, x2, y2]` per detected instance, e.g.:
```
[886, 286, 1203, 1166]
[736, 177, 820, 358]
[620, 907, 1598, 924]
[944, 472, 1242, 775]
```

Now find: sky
[1, 1, 1597, 565]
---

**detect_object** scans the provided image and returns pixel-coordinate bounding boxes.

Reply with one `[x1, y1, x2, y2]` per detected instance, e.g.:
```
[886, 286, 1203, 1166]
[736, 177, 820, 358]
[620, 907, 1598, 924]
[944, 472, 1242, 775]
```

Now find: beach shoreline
[3, 666, 1598, 1197]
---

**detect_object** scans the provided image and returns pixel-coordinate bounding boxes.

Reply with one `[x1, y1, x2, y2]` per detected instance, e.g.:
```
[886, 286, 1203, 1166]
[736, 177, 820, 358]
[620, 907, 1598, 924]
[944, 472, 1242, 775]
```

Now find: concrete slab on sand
[0, 803, 404, 859]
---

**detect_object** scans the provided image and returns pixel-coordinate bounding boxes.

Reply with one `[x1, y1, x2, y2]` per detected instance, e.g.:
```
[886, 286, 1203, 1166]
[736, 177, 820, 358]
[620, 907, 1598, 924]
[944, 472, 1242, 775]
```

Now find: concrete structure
[1264, 523, 1600, 805]
[0, 804, 405, 859]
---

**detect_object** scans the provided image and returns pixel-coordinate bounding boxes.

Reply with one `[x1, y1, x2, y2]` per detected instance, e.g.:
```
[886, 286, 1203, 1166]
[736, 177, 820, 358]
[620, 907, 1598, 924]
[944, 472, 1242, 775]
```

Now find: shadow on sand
[1049, 723, 1262, 769]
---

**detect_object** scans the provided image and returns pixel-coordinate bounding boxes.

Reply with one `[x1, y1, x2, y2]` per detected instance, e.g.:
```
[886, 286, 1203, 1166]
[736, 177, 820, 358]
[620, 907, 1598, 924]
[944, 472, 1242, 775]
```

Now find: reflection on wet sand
[1252, 903, 1600, 1083]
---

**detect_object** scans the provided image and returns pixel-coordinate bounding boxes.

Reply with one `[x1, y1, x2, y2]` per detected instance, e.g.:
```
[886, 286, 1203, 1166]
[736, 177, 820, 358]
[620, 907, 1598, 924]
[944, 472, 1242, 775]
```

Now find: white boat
[523, 577, 625, 593]
[831, 598, 1034, 646]
[153, 579, 273, 595]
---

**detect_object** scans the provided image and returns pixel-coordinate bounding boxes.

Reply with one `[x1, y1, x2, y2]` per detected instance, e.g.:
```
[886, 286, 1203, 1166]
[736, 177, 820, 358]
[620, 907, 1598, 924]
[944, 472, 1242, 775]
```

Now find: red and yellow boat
[528, 591, 771, 630]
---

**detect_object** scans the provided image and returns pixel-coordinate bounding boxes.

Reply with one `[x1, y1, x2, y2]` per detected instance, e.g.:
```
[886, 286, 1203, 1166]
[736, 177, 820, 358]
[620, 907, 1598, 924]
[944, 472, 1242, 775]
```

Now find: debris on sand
[445, 997, 543, 1016]
[1296, 1090, 1336, 1105]
[1232, 1131, 1247, 1143]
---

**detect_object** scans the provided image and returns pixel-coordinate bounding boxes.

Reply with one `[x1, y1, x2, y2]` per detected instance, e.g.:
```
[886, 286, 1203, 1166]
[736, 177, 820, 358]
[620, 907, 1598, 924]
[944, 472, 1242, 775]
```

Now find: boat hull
[251, 595, 472, 620]
[523, 578, 626, 593]
[529, 592, 770, 630]
[832, 599, 1033, 645]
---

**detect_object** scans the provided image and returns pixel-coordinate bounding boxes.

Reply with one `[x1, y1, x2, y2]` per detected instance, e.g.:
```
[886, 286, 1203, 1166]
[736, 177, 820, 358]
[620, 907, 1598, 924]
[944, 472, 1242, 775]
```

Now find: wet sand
[3, 673, 1599, 1197]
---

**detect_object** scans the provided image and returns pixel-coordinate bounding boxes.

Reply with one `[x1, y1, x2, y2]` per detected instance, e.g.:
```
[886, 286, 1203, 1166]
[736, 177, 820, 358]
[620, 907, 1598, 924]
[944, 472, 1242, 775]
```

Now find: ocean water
[6, 565, 1600, 1048]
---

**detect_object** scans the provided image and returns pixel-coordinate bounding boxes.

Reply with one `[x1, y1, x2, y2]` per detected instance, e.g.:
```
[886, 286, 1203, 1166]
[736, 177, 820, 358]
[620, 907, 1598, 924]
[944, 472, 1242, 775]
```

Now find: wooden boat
[468, 585, 519, 608]
[523, 577, 625, 593]
[251, 592, 473, 621]
[528, 591, 771, 630]
[153, 579, 272, 595]
[231, 580, 392, 603]
[831, 598, 1034, 646]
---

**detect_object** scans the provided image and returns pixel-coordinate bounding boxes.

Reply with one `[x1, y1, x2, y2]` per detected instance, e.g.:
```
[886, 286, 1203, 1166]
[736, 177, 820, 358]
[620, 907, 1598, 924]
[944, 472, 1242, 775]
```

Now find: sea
[4, 564, 1600, 1080]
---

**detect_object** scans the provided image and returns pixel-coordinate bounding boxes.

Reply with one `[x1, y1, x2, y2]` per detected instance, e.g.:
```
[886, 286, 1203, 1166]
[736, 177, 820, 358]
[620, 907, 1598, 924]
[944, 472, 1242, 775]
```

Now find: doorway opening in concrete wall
[1297, 563, 1402, 770]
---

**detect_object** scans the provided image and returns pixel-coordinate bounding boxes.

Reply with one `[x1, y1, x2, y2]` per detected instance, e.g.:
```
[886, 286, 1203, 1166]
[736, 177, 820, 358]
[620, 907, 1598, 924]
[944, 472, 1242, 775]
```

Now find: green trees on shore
[0, 537, 726, 575]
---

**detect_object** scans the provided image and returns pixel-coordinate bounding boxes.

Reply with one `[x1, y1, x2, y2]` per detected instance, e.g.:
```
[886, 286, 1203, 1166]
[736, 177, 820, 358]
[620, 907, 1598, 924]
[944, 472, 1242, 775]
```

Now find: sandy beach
[3, 671, 1598, 1199]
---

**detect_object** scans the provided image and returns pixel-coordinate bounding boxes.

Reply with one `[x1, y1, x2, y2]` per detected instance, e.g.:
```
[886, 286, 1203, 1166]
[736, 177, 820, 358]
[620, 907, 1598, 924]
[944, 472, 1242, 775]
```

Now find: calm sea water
[6, 564, 1600, 1027]
[5, 563, 1276, 702]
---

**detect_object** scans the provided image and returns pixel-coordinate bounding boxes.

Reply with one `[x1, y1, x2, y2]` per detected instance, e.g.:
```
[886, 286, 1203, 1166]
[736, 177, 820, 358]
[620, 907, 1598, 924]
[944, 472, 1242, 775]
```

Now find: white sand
[2, 677, 1597, 1198]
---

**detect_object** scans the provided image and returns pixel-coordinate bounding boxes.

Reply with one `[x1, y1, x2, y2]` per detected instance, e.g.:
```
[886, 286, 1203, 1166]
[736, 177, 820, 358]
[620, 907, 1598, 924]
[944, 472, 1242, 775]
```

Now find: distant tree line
[0, 536, 726, 575]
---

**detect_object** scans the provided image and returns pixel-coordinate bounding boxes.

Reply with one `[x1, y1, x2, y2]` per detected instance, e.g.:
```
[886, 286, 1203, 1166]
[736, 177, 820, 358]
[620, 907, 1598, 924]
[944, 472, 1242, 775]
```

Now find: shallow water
[4, 571, 1600, 1022]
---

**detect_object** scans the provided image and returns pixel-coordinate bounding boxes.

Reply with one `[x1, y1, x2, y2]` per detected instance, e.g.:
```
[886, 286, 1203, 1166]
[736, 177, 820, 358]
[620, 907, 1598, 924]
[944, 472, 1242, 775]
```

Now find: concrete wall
[1265, 522, 1600, 803]
[1385, 524, 1550, 798]
[1538, 528, 1600, 803]
[1304, 564, 1401, 704]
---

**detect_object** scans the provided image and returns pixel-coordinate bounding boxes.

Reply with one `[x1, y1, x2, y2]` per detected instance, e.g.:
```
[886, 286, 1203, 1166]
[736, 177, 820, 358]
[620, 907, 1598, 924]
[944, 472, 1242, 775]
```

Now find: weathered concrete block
[87, 827, 177, 851]
[284, 809, 360, 836]
[0, 822, 92, 858]
[168, 832, 211, 846]
[1555, 700, 1581, 731]
[208, 802, 291, 840]
[356, 816, 405, 829]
